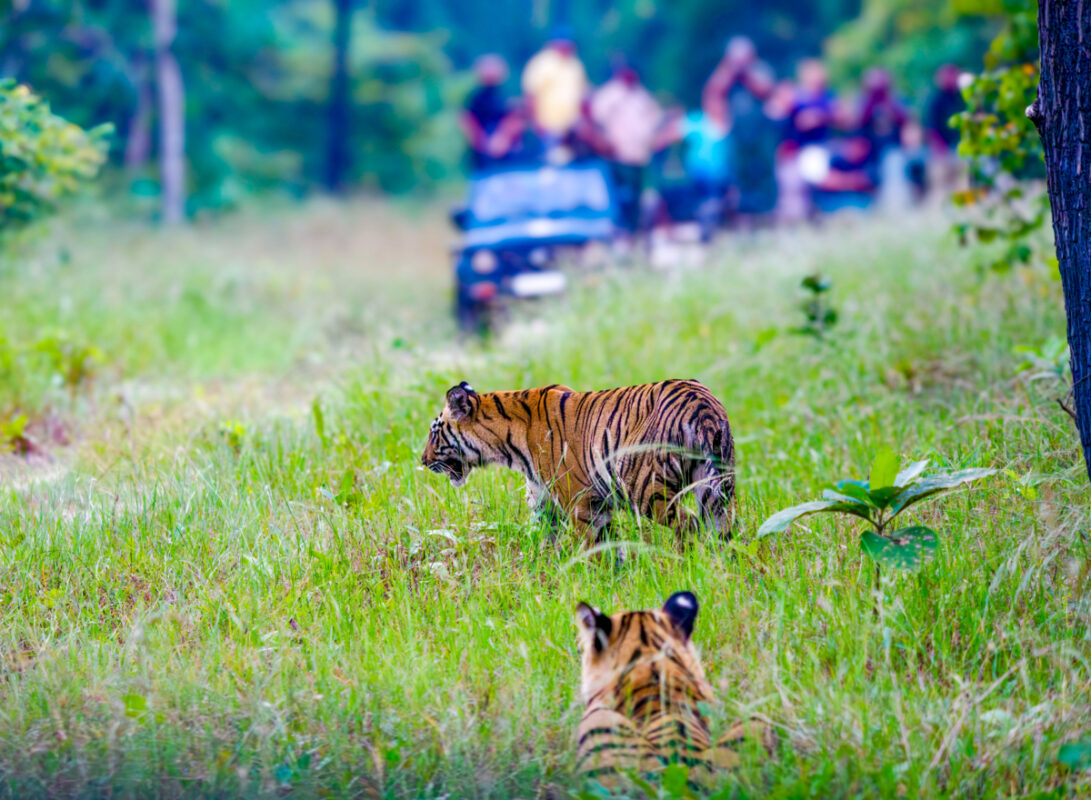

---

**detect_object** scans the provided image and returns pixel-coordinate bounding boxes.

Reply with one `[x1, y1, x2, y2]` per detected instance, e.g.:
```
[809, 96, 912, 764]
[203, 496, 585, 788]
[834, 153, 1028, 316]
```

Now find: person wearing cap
[521, 29, 589, 144]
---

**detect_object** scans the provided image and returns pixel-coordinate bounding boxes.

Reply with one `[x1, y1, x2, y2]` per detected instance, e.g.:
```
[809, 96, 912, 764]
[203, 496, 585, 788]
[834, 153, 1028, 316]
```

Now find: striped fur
[420, 380, 736, 546]
[574, 592, 770, 787]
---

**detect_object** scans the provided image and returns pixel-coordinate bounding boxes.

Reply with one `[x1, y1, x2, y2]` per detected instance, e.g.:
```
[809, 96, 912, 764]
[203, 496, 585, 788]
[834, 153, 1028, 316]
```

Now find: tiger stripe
[421, 380, 737, 546]
[573, 592, 772, 788]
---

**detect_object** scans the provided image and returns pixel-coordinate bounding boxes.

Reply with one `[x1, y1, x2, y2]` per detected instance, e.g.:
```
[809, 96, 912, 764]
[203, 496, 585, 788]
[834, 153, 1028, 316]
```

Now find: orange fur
[421, 380, 736, 546]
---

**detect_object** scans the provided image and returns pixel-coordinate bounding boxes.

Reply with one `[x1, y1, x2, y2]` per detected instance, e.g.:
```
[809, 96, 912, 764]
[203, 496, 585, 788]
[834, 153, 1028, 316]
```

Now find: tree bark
[324, 0, 354, 192]
[153, 0, 186, 223]
[1030, 0, 1091, 481]
[124, 59, 153, 174]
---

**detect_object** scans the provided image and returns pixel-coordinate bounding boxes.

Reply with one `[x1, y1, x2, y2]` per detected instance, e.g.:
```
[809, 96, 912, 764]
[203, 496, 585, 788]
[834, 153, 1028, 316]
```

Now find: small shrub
[793, 274, 838, 339]
[0, 79, 110, 236]
[758, 447, 996, 572]
[0, 412, 32, 455]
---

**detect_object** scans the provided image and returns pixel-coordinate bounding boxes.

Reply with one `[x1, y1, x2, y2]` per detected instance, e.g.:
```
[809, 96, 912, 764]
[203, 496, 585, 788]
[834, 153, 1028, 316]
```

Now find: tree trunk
[1029, 0, 1091, 481]
[124, 59, 153, 174]
[324, 0, 354, 192]
[153, 0, 186, 223]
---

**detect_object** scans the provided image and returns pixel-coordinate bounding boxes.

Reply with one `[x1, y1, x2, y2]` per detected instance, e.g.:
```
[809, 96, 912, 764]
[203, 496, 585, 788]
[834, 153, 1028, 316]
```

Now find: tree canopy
[1, 0, 1009, 215]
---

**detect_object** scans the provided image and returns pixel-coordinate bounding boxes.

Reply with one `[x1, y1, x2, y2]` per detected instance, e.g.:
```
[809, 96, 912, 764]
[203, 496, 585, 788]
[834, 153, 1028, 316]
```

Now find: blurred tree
[265, 2, 457, 193]
[825, 0, 999, 102]
[1, 0, 458, 210]
[325, 0, 354, 191]
[0, 79, 109, 234]
[1028, 0, 1091, 481]
[153, 0, 186, 222]
[373, 0, 862, 105]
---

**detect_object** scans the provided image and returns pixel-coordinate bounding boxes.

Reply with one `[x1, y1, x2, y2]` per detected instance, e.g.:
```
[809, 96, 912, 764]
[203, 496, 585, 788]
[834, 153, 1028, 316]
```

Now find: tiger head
[575, 591, 713, 710]
[421, 381, 481, 488]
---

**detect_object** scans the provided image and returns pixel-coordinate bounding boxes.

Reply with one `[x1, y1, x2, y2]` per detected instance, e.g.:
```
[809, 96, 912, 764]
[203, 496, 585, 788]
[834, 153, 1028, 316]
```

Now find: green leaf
[801, 274, 832, 293]
[867, 485, 905, 509]
[123, 693, 147, 719]
[869, 446, 900, 490]
[861, 526, 938, 571]
[828, 480, 874, 506]
[311, 397, 326, 445]
[661, 763, 693, 798]
[759, 499, 850, 536]
[894, 459, 930, 487]
[889, 468, 998, 514]
[1058, 739, 1091, 771]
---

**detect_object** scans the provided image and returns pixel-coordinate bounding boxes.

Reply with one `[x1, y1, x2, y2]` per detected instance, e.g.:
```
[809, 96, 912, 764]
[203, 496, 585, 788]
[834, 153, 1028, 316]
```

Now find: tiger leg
[646, 491, 701, 542]
[570, 496, 613, 553]
[527, 481, 565, 545]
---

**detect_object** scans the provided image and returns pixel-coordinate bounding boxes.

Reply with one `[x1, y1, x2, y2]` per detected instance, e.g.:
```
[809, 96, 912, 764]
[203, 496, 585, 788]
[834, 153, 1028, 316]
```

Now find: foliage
[374, 0, 862, 107]
[0, 80, 109, 234]
[2, 1, 459, 212]
[264, 3, 460, 195]
[951, 0, 1048, 273]
[825, 0, 998, 102]
[0, 324, 103, 454]
[1059, 739, 1091, 771]
[758, 446, 996, 571]
[1014, 335, 1075, 420]
[793, 273, 838, 338]
[1014, 336, 1069, 383]
[0, 411, 31, 455]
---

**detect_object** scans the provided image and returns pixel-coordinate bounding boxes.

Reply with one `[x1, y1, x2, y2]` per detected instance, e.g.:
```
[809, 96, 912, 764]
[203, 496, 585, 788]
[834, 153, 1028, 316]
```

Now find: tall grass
[0, 207, 1088, 798]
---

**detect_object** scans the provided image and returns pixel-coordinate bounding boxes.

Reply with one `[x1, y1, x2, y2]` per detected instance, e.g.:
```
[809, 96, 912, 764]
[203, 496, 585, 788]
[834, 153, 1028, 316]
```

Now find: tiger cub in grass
[574, 591, 773, 787]
[420, 380, 736, 547]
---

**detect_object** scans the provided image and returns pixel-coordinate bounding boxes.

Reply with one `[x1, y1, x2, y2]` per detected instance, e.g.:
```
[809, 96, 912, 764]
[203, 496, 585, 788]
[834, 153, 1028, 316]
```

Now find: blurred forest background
[0, 0, 1023, 219]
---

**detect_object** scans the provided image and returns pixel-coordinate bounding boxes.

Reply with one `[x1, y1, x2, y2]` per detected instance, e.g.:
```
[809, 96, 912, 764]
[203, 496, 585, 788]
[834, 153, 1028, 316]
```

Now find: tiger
[574, 591, 773, 787]
[419, 380, 736, 547]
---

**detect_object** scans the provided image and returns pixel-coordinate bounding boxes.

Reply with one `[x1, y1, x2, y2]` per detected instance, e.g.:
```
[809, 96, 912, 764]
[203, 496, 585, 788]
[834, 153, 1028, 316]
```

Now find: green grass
[1, 205, 1088, 799]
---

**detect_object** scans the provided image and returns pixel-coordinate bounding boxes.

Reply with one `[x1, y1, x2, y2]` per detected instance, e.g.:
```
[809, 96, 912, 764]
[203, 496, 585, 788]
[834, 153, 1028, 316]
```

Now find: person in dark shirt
[786, 59, 836, 147]
[925, 64, 967, 194]
[926, 64, 965, 152]
[460, 55, 524, 171]
[859, 68, 907, 157]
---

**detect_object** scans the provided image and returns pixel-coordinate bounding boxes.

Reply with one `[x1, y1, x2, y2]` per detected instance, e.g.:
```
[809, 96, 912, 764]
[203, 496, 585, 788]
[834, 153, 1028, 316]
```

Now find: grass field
[1, 203, 1089, 799]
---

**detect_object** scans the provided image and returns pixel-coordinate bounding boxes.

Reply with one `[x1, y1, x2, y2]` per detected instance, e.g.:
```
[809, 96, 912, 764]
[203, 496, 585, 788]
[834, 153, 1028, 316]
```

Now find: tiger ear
[446, 381, 477, 421]
[663, 591, 698, 639]
[575, 602, 613, 653]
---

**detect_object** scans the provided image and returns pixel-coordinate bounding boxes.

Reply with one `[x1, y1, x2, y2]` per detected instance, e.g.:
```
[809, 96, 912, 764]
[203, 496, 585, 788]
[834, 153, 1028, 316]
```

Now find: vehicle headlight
[528, 247, 550, 267]
[471, 250, 498, 274]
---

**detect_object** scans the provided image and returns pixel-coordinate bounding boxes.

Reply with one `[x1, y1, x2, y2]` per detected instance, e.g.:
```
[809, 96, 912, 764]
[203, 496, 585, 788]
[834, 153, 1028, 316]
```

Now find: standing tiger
[420, 380, 736, 546]
[574, 591, 773, 786]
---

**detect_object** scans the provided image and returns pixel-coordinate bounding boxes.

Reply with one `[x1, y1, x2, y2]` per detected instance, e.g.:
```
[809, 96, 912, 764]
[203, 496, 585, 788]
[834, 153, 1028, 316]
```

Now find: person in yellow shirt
[521, 29, 589, 143]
